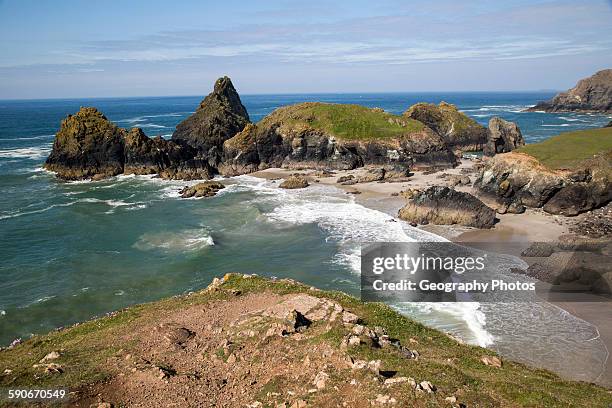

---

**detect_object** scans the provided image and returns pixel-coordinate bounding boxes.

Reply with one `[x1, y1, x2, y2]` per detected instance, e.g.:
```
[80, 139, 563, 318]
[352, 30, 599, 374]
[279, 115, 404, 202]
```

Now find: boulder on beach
[398, 186, 496, 228]
[279, 174, 309, 189]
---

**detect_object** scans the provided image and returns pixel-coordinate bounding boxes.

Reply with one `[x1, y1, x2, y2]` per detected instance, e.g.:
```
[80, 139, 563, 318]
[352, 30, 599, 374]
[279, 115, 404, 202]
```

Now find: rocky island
[1, 274, 610, 407]
[44, 77, 524, 183]
[527, 69, 612, 113]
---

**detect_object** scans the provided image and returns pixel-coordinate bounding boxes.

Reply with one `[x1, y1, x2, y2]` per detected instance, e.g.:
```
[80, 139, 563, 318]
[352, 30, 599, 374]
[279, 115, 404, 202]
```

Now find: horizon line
[0, 89, 559, 102]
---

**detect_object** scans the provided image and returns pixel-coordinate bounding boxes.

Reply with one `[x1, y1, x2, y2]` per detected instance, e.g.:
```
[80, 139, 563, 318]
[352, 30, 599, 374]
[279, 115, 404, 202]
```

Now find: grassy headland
[517, 127, 612, 169]
[0, 274, 610, 407]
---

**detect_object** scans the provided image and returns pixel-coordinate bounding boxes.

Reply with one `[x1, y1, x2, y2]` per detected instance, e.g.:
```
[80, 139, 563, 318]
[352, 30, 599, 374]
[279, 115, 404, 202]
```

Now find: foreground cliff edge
[0, 274, 610, 407]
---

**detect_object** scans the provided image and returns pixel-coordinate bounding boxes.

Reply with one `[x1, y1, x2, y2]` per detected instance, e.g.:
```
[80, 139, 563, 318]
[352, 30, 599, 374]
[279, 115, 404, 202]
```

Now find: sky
[0, 0, 611, 99]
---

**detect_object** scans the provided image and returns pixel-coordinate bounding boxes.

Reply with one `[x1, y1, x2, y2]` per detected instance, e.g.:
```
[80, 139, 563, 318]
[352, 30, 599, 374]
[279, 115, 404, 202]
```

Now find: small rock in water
[179, 181, 225, 198]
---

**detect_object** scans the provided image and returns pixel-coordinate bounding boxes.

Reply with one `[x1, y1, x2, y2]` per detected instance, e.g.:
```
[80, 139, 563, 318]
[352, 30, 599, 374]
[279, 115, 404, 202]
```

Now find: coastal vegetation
[259, 102, 425, 140]
[517, 127, 612, 169]
[0, 274, 610, 407]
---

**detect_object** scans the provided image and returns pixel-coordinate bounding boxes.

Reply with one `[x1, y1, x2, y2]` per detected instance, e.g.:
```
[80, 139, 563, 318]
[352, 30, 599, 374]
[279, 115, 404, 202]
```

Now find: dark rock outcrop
[484, 117, 525, 157]
[605, 121, 612, 128]
[404, 102, 488, 152]
[45, 107, 215, 181]
[44, 107, 126, 180]
[527, 69, 612, 113]
[398, 186, 496, 228]
[172, 76, 250, 167]
[476, 152, 611, 216]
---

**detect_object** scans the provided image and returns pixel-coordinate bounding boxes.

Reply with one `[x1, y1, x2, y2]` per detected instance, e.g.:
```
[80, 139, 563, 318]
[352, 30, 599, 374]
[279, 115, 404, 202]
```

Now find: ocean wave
[559, 116, 586, 122]
[117, 113, 185, 124]
[133, 228, 215, 253]
[0, 202, 77, 220]
[20, 295, 56, 309]
[0, 134, 55, 141]
[541, 124, 571, 127]
[138, 123, 168, 129]
[0, 146, 52, 159]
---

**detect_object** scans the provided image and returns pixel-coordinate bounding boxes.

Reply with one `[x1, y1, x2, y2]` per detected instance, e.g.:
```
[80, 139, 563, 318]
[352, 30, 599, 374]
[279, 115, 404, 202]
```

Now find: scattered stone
[33, 363, 63, 374]
[445, 396, 457, 404]
[341, 311, 359, 324]
[348, 335, 361, 347]
[313, 371, 329, 389]
[480, 355, 503, 368]
[351, 360, 368, 370]
[157, 323, 195, 348]
[383, 377, 410, 386]
[374, 394, 397, 405]
[290, 399, 307, 408]
[337, 175, 355, 183]
[417, 381, 436, 393]
[39, 351, 61, 363]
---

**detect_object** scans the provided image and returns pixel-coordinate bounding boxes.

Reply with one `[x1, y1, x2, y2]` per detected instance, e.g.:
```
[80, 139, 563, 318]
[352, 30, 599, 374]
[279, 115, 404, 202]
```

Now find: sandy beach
[251, 161, 612, 387]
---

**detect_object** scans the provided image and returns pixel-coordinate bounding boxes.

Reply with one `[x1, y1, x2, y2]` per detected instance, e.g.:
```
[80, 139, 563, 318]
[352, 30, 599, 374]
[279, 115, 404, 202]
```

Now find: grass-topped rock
[476, 127, 612, 216]
[404, 102, 488, 152]
[220, 102, 458, 174]
[0, 274, 610, 407]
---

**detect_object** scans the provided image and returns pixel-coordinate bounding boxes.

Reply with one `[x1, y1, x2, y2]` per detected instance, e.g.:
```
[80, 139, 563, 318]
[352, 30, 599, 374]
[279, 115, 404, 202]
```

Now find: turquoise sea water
[1, 93, 610, 382]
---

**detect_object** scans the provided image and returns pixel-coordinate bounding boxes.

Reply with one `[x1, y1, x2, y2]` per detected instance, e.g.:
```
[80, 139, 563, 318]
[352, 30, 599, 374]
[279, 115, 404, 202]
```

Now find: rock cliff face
[172, 76, 250, 167]
[44, 108, 126, 180]
[484, 117, 525, 157]
[527, 69, 612, 112]
[398, 186, 496, 228]
[45, 108, 214, 181]
[403, 102, 488, 152]
[475, 152, 611, 216]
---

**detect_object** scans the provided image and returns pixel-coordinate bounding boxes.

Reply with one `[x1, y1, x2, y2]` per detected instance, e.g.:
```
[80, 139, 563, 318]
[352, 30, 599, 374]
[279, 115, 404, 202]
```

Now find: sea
[1, 92, 610, 383]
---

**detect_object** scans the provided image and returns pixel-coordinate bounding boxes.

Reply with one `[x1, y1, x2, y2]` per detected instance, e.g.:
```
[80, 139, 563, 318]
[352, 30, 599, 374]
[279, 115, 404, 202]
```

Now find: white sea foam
[231, 175, 493, 346]
[0, 202, 77, 220]
[133, 228, 215, 253]
[541, 124, 571, 127]
[0, 146, 52, 159]
[1, 134, 54, 141]
[138, 123, 167, 129]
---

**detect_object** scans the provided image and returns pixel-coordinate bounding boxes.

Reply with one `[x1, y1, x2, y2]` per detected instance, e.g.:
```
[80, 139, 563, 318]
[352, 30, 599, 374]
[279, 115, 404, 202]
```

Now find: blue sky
[0, 0, 611, 98]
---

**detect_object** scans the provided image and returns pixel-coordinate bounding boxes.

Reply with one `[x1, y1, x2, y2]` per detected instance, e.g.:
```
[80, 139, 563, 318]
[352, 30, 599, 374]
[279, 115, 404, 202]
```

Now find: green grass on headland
[0, 274, 611, 407]
[517, 127, 612, 169]
[259, 102, 425, 140]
